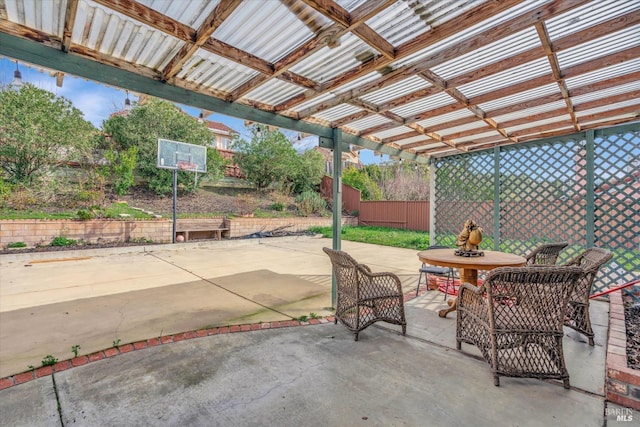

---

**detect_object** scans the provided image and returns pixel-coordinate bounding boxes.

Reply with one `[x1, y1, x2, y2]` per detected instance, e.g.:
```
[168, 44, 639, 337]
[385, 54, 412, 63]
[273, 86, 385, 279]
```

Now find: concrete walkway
[0, 237, 626, 426]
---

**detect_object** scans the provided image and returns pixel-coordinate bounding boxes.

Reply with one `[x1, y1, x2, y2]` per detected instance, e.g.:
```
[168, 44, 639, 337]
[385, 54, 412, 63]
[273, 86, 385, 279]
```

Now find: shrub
[295, 191, 326, 216]
[76, 209, 95, 220]
[51, 236, 77, 246]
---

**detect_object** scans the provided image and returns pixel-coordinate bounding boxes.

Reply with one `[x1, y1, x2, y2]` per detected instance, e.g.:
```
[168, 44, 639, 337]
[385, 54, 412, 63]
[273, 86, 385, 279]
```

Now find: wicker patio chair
[456, 266, 583, 388]
[323, 247, 407, 341]
[524, 242, 568, 265]
[562, 247, 614, 346]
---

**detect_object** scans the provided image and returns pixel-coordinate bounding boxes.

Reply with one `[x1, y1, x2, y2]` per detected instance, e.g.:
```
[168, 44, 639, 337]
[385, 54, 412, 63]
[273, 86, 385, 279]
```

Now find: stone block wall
[0, 216, 356, 248]
[226, 216, 357, 238]
[0, 219, 172, 248]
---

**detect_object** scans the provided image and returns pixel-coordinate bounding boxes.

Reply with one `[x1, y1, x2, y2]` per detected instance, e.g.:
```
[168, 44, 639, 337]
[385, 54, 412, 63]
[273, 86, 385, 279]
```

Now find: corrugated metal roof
[214, 1, 322, 63]
[180, 50, 259, 93]
[458, 58, 552, 99]
[313, 104, 363, 123]
[375, 126, 418, 139]
[556, 24, 640, 69]
[244, 78, 306, 106]
[477, 83, 560, 113]
[366, 0, 483, 47]
[346, 114, 393, 132]
[1, 0, 637, 160]
[360, 76, 431, 105]
[432, 28, 540, 80]
[391, 92, 457, 118]
[545, 1, 638, 40]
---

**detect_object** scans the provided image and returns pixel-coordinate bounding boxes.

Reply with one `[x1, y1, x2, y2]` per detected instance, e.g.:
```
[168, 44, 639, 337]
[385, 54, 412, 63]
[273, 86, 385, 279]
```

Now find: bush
[76, 209, 95, 220]
[51, 236, 77, 246]
[295, 191, 326, 216]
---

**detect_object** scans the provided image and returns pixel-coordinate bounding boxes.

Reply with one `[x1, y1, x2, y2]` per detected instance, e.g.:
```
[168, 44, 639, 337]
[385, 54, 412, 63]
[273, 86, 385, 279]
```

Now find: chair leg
[354, 332, 359, 341]
[416, 270, 425, 296]
[494, 375, 500, 386]
[563, 379, 570, 389]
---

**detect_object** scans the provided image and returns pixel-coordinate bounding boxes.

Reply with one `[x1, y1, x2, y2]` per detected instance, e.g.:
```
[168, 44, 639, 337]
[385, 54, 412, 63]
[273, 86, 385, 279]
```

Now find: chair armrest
[358, 268, 403, 298]
[458, 282, 484, 306]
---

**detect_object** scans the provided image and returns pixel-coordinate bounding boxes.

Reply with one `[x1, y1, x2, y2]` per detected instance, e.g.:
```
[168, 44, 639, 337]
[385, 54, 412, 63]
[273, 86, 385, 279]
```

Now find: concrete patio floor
[0, 236, 628, 426]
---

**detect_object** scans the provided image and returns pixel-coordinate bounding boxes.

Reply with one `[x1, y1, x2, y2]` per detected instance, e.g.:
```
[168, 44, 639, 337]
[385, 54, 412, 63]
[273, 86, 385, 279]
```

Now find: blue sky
[0, 57, 384, 164]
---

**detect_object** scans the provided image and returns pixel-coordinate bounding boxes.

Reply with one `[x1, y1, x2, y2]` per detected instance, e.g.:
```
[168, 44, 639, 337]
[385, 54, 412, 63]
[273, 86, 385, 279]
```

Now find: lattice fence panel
[593, 130, 640, 300]
[434, 151, 495, 248]
[432, 125, 639, 301]
[499, 139, 585, 262]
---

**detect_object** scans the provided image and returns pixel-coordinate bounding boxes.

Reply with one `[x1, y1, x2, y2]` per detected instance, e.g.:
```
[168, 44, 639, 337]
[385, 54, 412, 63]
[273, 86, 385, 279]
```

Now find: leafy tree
[288, 148, 326, 194]
[232, 126, 299, 191]
[0, 84, 97, 185]
[101, 98, 224, 195]
[104, 146, 138, 196]
[342, 166, 382, 200]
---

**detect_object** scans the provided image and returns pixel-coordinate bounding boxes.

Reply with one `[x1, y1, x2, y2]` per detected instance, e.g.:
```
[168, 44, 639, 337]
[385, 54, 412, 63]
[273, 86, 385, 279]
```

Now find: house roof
[206, 120, 237, 135]
[0, 0, 638, 162]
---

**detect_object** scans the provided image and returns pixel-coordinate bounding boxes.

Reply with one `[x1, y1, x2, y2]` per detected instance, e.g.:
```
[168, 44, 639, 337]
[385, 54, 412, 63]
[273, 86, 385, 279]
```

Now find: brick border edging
[0, 289, 422, 391]
[0, 317, 334, 391]
[606, 291, 640, 410]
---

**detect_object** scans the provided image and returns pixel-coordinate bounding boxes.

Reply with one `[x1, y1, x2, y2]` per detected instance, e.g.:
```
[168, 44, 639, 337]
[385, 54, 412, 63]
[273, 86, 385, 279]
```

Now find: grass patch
[0, 202, 155, 220]
[309, 225, 431, 250]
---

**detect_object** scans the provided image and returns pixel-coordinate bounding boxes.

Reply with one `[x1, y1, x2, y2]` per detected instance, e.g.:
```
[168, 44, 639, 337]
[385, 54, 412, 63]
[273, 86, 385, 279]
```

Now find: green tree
[101, 98, 224, 195]
[288, 148, 326, 194]
[0, 84, 97, 185]
[342, 166, 382, 200]
[232, 126, 299, 191]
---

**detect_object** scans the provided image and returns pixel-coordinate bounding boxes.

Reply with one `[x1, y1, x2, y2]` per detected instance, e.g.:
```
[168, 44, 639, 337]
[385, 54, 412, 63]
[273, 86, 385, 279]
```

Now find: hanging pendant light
[124, 90, 132, 110]
[12, 61, 23, 87]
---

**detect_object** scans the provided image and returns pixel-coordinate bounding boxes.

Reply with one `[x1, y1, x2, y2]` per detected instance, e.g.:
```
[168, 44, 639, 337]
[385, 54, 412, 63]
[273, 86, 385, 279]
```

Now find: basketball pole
[172, 169, 177, 244]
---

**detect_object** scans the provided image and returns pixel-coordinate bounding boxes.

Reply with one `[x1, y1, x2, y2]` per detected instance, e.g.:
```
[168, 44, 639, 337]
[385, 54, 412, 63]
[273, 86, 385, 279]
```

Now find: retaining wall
[0, 216, 357, 248]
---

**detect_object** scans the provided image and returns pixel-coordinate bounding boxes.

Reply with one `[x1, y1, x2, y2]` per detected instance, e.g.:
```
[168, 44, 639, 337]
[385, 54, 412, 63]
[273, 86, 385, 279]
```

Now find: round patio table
[417, 249, 526, 318]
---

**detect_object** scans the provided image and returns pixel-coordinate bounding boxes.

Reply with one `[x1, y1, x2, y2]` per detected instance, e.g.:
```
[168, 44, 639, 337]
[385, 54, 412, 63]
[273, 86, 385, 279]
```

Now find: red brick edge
[0, 317, 335, 391]
[606, 291, 640, 410]
[0, 288, 423, 391]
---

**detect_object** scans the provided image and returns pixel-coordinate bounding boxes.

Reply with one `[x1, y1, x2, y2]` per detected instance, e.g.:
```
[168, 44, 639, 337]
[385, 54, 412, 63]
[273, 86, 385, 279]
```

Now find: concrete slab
[0, 237, 620, 425]
[48, 322, 604, 427]
[0, 376, 60, 427]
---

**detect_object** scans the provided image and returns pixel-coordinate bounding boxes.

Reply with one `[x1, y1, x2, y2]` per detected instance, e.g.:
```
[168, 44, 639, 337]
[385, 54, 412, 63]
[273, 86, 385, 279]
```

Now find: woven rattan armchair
[323, 247, 406, 341]
[562, 247, 613, 346]
[524, 242, 568, 265]
[456, 266, 583, 388]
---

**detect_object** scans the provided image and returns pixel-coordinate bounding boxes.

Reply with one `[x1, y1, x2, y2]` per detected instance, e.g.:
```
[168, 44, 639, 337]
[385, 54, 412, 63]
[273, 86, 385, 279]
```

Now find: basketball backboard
[157, 139, 207, 172]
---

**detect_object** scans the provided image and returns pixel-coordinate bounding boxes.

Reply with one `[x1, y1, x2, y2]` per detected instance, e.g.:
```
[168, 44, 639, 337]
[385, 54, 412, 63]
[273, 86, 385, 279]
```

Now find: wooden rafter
[62, 0, 78, 53]
[535, 22, 579, 131]
[162, 0, 242, 81]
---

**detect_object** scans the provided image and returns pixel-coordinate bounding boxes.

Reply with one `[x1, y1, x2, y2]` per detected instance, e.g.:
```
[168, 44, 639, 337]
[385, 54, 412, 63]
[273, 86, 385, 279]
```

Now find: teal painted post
[331, 129, 343, 307]
[585, 130, 595, 248]
[493, 147, 501, 251]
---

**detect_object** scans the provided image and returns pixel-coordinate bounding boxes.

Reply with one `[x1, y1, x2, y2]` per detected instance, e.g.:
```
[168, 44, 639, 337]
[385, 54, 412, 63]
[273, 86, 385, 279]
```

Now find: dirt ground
[117, 185, 293, 217]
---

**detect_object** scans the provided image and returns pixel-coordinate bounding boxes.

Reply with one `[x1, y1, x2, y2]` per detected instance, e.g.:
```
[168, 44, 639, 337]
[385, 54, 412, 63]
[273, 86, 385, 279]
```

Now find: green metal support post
[493, 146, 501, 250]
[331, 128, 344, 308]
[585, 130, 595, 248]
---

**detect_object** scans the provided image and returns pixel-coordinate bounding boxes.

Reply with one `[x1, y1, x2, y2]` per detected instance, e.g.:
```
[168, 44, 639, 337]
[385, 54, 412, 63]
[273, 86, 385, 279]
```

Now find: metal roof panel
[478, 83, 559, 112]
[390, 92, 457, 117]
[360, 76, 432, 105]
[179, 50, 259, 93]
[545, 1, 640, 40]
[432, 27, 540, 80]
[313, 104, 364, 122]
[556, 25, 640, 69]
[458, 58, 552, 98]
[214, 1, 324, 63]
[244, 79, 307, 106]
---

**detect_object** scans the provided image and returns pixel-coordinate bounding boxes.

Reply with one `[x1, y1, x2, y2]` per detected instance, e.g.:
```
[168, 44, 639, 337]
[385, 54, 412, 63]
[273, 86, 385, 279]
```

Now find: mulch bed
[625, 304, 640, 370]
